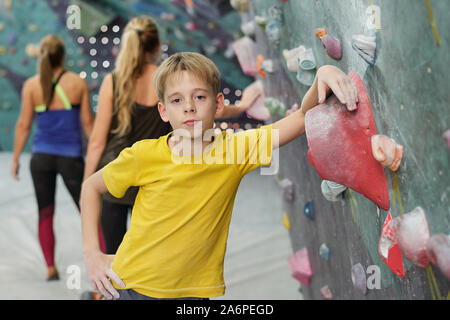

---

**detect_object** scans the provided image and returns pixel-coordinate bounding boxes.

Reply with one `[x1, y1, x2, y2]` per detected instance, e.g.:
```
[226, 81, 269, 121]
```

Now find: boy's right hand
[83, 250, 125, 299]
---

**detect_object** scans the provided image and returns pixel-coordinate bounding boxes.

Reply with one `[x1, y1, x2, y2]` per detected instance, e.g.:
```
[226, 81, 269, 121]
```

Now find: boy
[81, 52, 358, 300]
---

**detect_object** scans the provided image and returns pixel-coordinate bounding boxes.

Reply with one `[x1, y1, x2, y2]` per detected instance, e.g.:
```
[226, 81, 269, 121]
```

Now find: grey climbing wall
[239, 0, 449, 299]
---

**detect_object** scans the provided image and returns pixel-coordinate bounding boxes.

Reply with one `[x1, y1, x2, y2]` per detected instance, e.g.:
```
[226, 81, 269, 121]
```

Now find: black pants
[101, 199, 132, 254]
[30, 153, 84, 267]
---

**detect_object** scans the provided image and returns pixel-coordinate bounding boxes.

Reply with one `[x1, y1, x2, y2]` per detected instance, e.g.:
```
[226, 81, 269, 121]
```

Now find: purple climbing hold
[443, 130, 450, 149]
[351, 263, 367, 295]
[279, 178, 294, 201]
[321, 35, 342, 60]
[7, 33, 17, 45]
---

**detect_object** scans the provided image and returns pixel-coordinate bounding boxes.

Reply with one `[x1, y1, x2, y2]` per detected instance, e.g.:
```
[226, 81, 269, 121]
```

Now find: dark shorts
[116, 289, 209, 300]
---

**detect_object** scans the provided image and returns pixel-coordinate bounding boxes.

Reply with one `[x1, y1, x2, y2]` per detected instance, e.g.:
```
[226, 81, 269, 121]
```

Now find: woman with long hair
[11, 34, 103, 280]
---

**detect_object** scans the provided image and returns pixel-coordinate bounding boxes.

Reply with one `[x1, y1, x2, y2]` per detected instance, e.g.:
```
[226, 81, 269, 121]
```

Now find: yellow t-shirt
[102, 125, 273, 298]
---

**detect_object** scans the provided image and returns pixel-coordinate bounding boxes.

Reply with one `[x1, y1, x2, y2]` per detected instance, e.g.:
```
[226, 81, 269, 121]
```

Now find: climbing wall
[231, 0, 449, 299]
[0, 0, 262, 152]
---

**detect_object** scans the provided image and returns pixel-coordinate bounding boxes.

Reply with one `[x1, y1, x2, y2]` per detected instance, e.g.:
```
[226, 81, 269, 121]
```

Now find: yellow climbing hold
[282, 213, 290, 230]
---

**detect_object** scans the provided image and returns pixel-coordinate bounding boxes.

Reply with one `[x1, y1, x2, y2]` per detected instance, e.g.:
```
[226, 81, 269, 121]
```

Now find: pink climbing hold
[305, 71, 390, 210]
[245, 80, 271, 121]
[443, 130, 450, 149]
[396, 207, 430, 268]
[289, 248, 312, 286]
[320, 34, 343, 61]
[233, 36, 257, 77]
[426, 234, 450, 280]
[351, 263, 367, 295]
[378, 213, 405, 278]
[320, 285, 333, 300]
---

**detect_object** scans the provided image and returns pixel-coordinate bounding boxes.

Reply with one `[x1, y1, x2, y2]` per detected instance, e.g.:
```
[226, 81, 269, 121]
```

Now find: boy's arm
[272, 65, 358, 148]
[215, 80, 262, 119]
[80, 170, 125, 299]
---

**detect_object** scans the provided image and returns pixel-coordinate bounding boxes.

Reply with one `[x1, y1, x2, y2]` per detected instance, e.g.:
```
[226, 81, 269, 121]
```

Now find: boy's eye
[171, 98, 181, 104]
[195, 96, 206, 100]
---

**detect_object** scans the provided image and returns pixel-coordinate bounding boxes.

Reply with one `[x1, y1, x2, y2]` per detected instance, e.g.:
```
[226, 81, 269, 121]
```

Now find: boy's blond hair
[154, 52, 220, 102]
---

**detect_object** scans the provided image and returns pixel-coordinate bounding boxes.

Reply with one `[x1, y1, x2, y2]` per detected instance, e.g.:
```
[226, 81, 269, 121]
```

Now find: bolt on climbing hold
[426, 234, 450, 280]
[321, 35, 343, 61]
[279, 178, 294, 201]
[233, 36, 257, 77]
[371, 135, 404, 172]
[245, 80, 271, 121]
[314, 28, 327, 40]
[282, 213, 290, 231]
[296, 66, 316, 87]
[298, 47, 316, 71]
[254, 16, 267, 29]
[378, 212, 405, 277]
[241, 20, 257, 37]
[256, 55, 276, 78]
[319, 243, 330, 261]
[303, 201, 315, 220]
[315, 29, 342, 60]
[351, 34, 377, 66]
[396, 206, 431, 268]
[443, 130, 450, 150]
[351, 263, 367, 295]
[265, 20, 281, 46]
[289, 248, 312, 286]
[230, 0, 248, 13]
[320, 285, 333, 300]
[283, 45, 305, 73]
[286, 103, 299, 116]
[321, 180, 347, 202]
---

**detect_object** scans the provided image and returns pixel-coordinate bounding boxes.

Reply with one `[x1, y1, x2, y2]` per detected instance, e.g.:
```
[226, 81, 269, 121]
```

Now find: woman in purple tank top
[11, 35, 104, 281]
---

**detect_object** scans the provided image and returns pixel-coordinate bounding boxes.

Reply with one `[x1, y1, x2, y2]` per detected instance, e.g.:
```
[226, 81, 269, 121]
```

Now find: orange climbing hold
[314, 28, 327, 40]
[256, 54, 266, 78]
[371, 134, 404, 171]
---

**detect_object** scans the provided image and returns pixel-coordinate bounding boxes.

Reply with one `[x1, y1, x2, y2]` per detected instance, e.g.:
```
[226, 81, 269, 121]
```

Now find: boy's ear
[157, 101, 169, 123]
[214, 92, 225, 117]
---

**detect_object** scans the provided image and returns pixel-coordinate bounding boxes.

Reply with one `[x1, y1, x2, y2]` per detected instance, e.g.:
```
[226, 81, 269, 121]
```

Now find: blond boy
[81, 52, 358, 300]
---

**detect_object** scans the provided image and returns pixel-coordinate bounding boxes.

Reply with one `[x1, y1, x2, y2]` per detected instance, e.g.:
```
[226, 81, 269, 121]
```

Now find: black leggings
[30, 153, 85, 267]
[30, 153, 105, 267]
[101, 199, 132, 254]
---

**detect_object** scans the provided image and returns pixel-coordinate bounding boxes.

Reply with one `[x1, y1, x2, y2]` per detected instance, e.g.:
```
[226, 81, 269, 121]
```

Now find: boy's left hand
[316, 65, 358, 111]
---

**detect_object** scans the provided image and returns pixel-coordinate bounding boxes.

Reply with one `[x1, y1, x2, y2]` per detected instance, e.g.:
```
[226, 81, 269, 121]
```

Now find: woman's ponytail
[38, 35, 65, 107]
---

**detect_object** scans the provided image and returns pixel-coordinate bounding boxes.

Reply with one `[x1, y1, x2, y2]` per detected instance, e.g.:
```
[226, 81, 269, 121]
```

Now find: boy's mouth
[183, 120, 199, 127]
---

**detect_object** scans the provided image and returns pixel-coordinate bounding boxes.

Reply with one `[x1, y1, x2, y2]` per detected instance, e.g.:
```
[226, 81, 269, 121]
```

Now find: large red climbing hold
[378, 212, 405, 278]
[304, 71, 390, 210]
[288, 248, 312, 286]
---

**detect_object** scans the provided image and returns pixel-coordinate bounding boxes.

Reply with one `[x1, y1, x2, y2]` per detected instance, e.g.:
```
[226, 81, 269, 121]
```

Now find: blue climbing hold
[319, 243, 330, 261]
[303, 201, 315, 220]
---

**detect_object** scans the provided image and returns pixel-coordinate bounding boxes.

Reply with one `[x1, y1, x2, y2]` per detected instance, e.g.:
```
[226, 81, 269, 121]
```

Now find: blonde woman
[11, 35, 101, 281]
[83, 16, 258, 259]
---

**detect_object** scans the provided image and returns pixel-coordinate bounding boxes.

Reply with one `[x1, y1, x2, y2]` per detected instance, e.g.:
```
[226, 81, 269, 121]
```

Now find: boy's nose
[184, 100, 196, 113]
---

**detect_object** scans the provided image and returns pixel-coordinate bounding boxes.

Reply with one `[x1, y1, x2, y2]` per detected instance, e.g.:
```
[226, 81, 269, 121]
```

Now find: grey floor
[0, 152, 302, 300]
